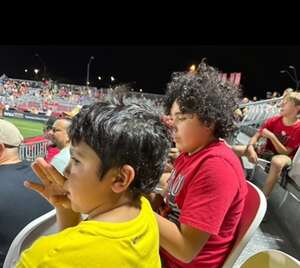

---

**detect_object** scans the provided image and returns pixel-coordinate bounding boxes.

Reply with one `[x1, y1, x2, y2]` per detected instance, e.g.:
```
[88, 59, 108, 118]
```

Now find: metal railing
[19, 140, 49, 162]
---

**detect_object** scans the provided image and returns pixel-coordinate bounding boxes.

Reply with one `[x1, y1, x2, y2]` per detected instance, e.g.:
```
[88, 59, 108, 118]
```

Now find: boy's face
[170, 101, 212, 154]
[63, 141, 116, 215]
[280, 99, 300, 116]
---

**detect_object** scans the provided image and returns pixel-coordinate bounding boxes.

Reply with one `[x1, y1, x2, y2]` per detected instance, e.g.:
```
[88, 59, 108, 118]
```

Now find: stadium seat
[240, 249, 300, 268]
[288, 146, 300, 187]
[3, 209, 57, 268]
[222, 181, 267, 268]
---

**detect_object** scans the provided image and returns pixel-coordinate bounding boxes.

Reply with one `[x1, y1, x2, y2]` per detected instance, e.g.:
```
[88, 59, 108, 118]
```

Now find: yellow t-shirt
[17, 197, 161, 268]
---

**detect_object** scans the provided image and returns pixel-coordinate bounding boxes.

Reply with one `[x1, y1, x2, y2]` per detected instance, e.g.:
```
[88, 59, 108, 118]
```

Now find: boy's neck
[88, 194, 140, 223]
[283, 114, 299, 126]
[188, 136, 218, 156]
[0, 150, 21, 165]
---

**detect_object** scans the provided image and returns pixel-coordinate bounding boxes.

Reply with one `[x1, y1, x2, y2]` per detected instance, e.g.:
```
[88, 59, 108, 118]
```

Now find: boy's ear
[111, 165, 135, 194]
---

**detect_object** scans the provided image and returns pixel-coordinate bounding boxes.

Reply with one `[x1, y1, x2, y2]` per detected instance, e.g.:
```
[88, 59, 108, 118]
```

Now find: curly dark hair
[164, 60, 241, 138]
[68, 102, 172, 200]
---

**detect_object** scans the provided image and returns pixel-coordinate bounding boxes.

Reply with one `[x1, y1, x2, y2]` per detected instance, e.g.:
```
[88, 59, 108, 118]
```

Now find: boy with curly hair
[156, 61, 248, 268]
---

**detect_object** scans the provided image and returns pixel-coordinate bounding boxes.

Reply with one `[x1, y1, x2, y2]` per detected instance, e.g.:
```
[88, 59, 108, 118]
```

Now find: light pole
[280, 66, 299, 90]
[86, 56, 95, 86]
[34, 69, 40, 80]
[289, 65, 299, 90]
[35, 53, 47, 79]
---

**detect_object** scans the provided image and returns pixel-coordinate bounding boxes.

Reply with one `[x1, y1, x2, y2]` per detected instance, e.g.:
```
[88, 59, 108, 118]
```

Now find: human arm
[155, 213, 209, 263]
[261, 128, 292, 155]
[156, 157, 239, 263]
[245, 132, 261, 163]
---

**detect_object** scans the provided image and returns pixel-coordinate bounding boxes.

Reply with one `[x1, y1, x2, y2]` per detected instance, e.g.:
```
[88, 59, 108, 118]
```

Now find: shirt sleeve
[287, 128, 300, 151]
[259, 116, 277, 133]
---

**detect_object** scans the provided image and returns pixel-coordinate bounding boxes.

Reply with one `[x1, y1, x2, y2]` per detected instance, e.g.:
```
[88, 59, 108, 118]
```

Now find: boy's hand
[24, 157, 71, 209]
[168, 147, 180, 162]
[261, 128, 274, 140]
[246, 146, 258, 164]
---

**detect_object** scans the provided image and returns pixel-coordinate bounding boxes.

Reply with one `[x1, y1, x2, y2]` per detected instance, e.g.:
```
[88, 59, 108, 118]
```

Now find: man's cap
[0, 119, 24, 147]
[62, 106, 81, 119]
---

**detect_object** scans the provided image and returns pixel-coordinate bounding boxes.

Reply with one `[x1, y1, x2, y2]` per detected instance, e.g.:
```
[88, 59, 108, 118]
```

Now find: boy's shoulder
[176, 141, 237, 166]
[268, 115, 282, 124]
[262, 115, 283, 129]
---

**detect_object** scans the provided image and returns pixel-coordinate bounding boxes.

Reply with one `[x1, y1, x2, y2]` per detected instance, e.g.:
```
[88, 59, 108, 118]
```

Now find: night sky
[1, 45, 300, 99]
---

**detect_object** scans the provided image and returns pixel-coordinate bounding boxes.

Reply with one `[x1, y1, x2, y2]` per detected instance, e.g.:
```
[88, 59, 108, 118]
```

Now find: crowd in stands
[1, 62, 300, 267]
[0, 78, 165, 118]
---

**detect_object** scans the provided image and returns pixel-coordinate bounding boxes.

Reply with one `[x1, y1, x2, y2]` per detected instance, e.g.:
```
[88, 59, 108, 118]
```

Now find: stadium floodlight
[189, 64, 196, 72]
[86, 56, 95, 87]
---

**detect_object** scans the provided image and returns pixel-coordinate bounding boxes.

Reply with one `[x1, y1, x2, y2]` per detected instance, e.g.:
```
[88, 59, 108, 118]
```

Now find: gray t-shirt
[50, 146, 70, 175]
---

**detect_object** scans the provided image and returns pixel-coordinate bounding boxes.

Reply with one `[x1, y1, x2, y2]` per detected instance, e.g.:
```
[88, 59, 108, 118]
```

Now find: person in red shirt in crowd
[154, 60, 248, 268]
[43, 116, 60, 163]
[234, 92, 300, 199]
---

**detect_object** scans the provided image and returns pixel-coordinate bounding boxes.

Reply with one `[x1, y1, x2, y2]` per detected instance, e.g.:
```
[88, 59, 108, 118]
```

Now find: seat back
[289, 146, 300, 187]
[3, 209, 57, 268]
[222, 181, 267, 268]
[241, 249, 300, 268]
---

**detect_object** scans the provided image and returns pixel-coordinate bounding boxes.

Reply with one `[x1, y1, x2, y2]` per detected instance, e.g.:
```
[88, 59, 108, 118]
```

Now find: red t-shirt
[259, 115, 300, 158]
[160, 140, 248, 268]
[45, 145, 60, 163]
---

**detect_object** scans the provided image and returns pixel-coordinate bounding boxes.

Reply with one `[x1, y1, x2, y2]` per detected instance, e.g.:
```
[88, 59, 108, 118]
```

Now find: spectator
[233, 92, 300, 200]
[49, 118, 72, 174]
[0, 119, 52, 266]
[154, 60, 247, 268]
[43, 116, 60, 163]
[18, 102, 171, 267]
[266, 91, 272, 99]
[272, 91, 280, 98]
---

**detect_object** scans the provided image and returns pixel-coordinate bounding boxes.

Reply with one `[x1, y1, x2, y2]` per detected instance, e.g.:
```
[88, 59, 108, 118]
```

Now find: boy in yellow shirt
[17, 102, 171, 268]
